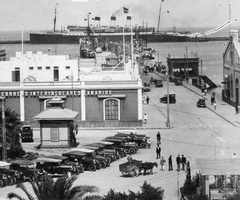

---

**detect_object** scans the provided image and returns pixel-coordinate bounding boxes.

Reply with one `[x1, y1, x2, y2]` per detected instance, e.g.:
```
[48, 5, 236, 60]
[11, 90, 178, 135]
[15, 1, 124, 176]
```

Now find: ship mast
[53, 3, 58, 32]
[157, 0, 163, 32]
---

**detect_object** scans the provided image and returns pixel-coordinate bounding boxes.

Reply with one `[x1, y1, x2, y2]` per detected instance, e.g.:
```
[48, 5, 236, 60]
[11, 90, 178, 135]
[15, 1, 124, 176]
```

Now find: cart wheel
[140, 142, 147, 149]
[130, 166, 139, 177]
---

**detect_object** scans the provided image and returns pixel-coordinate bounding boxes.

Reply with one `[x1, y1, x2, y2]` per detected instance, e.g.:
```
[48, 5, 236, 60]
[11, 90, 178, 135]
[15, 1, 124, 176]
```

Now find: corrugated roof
[34, 108, 79, 120]
[196, 159, 240, 176]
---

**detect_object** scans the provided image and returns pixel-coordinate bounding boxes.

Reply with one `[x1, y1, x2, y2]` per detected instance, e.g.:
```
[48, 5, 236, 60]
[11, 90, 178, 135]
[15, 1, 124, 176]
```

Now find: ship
[29, 3, 192, 44]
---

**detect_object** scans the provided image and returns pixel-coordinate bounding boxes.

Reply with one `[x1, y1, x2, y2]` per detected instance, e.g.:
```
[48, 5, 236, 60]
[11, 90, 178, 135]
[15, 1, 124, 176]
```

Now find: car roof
[0, 161, 11, 167]
[62, 151, 87, 157]
[36, 157, 61, 163]
[72, 148, 95, 153]
[10, 160, 35, 165]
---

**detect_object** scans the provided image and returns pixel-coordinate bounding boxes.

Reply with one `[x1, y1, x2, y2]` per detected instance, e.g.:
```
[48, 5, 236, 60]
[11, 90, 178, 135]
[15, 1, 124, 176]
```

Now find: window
[37, 66, 42, 70]
[51, 127, 59, 142]
[104, 99, 119, 120]
[46, 66, 50, 70]
[29, 67, 34, 70]
[65, 66, 70, 69]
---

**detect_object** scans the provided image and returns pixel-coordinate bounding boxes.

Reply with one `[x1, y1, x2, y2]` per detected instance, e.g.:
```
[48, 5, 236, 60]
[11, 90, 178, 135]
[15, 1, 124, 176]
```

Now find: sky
[1, 0, 240, 32]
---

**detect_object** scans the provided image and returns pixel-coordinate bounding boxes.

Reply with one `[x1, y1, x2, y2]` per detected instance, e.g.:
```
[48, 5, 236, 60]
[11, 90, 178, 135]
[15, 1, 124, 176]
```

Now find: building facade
[222, 30, 240, 107]
[0, 51, 143, 128]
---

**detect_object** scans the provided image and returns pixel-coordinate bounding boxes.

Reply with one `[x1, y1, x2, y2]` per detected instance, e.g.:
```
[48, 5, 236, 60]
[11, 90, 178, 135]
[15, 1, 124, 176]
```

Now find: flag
[127, 16, 131, 20]
[123, 7, 129, 13]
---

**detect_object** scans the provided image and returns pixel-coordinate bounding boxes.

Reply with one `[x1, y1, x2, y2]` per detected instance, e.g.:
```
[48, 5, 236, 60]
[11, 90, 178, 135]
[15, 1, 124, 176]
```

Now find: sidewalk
[182, 82, 240, 127]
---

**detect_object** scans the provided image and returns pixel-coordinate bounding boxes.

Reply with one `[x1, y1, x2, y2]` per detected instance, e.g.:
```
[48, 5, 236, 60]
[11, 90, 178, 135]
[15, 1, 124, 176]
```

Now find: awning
[98, 95, 125, 99]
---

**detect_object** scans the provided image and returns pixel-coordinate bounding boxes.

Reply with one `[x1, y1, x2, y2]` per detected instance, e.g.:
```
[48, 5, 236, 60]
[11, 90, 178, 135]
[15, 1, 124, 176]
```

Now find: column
[81, 81, 86, 121]
[138, 79, 142, 120]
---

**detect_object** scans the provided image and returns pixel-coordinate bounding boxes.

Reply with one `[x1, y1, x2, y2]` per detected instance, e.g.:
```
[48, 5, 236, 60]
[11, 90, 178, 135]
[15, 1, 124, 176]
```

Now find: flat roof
[196, 158, 240, 176]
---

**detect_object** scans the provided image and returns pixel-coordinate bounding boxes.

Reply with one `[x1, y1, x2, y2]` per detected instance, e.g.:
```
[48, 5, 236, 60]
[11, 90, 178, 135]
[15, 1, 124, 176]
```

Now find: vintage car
[154, 80, 163, 87]
[0, 172, 10, 188]
[197, 98, 206, 107]
[21, 125, 34, 142]
[160, 94, 176, 104]
[9, 160, 45, 181]
[62, 151, 98, 172]
[115, 131, 150, 149]
[102, 137, 138, 155]
[69, 148, 110, 168]
[0, 161, 22, 185]
[88, 142, 127, 159]
[81, 145, 116, 163]
[142, 82, 151, 92]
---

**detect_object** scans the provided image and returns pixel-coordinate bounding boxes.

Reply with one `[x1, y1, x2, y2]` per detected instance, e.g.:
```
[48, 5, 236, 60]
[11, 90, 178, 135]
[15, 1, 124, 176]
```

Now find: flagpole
[130, 2, 134, 74]
[123, 13, 126, 67]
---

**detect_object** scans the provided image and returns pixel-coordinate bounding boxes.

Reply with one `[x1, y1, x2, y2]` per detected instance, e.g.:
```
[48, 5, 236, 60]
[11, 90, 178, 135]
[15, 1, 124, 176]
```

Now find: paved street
[1, 75, 240, 200]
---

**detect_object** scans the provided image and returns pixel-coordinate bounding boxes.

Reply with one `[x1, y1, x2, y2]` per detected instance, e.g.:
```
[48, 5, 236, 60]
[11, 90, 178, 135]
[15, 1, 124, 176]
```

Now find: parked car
[155, 80, 163, 87]
[160, 94, 176, 104]
[0, 161, 22, 185]
[197, 99, 206, 107]
[142, 82, 151, 92]
[62, 151, 98, 172]
[9, 160, 45, 181]
[21, 125, 33, 142]
[70, 148, 110, 169]
[174, 77, 182, 85]
[0, 172, 9, 188]
[35, 157, 82, 177]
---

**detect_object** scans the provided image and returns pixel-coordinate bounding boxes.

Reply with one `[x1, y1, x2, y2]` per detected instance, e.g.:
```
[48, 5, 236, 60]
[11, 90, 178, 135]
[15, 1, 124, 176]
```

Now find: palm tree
[7, 175, 103, 200]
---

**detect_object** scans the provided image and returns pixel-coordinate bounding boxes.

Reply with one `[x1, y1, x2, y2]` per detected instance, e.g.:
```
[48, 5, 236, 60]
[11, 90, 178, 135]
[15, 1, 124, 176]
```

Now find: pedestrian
[168, 155, 173, 171]
[127, 154, 133, 162]
[176, 155, 181, 171]
[156, 144, 161, 159]
[146, 96, 150, 104]
[160, 156, 166, 171]
[236, 105, 239, 114]
[157, 131, 161, 145]
[214, 101, 217, 110]
[143, 113, 148, 124]
[147, 136, 151, 148]
[211, 96, 215, 105]
[181, 155, 186, 171]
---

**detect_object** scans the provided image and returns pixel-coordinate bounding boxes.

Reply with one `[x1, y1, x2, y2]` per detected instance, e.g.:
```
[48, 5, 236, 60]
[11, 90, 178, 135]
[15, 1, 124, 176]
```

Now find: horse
[139, 162, 158, 175]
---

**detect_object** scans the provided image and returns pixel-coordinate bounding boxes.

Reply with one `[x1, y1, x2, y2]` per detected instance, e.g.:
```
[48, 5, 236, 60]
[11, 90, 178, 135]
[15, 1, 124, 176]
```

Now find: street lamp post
[0, 97, 6, 161]
[166, 64, 170, 127]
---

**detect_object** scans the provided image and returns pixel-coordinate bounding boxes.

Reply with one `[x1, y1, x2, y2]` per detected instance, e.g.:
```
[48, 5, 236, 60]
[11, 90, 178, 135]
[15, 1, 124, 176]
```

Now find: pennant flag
[95, 16, 101, 21]
[123, 7, 129, 13]
[127, 16, 131, 20]
[111, 16, 116, 21]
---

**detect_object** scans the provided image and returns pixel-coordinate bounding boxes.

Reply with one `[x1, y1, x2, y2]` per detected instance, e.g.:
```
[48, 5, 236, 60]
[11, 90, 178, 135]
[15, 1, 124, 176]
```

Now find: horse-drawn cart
[119, 160, 142, 177]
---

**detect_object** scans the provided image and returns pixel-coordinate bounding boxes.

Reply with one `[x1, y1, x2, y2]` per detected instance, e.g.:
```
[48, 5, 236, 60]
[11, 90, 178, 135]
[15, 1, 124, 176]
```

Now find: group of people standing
[155, 131, 188, 172]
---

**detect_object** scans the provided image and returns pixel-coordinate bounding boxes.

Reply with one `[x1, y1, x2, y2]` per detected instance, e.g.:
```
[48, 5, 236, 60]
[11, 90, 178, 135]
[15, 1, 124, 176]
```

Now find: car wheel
[128, 148, 136, 155]
[0, 180, 3, 188]
[75, 169, 80, 175]
[140, 142, 147, 149]
[118, 151, 125, 158]
[8, 178, 14, 186]
[88, 164, 96, 172]
[100, 161, 107, 169]
[12, 177, 17, 185]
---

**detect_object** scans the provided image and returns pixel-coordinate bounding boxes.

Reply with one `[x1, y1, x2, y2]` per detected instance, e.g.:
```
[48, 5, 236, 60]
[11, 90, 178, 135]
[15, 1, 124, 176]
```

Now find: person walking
[181, 155, 186, 171]
[176, 155, 181, 171]
[143, 113, 148, 124]
[160, 156, 166, 171]
[236, 105, 239, 114]
[214, 101, 217, 110]
[156, 132, 161, 145]
[156, 145, 161, 159]
[146, 96, 150, 104]
[168, 155, 173, 171]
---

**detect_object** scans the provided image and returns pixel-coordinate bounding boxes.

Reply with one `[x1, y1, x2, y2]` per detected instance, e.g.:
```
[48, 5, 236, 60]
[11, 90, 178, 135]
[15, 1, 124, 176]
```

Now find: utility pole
[177, 169, 180, 200]
[1, 97, 6, 161]
[166, 64, 170, 127]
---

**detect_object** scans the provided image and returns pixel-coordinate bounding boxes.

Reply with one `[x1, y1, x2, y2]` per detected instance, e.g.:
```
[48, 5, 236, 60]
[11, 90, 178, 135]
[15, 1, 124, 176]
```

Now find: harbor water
[0, 30, 229, 98]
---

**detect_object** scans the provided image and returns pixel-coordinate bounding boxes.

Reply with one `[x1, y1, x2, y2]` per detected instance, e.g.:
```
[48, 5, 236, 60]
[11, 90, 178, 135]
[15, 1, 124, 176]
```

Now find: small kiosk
[34, 97, 79, 148]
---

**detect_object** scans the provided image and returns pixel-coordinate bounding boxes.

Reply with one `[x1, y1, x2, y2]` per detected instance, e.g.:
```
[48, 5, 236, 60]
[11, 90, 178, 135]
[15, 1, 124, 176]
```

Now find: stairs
[199, 75, 218, 89]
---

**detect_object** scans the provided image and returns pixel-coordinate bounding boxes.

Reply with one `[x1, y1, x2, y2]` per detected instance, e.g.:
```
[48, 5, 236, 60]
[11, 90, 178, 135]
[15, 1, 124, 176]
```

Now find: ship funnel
[126, 16, 131, 28]
[110, 16, 116, 27]
[95, 16, 101, 29]
[230, 30, 239, 40]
